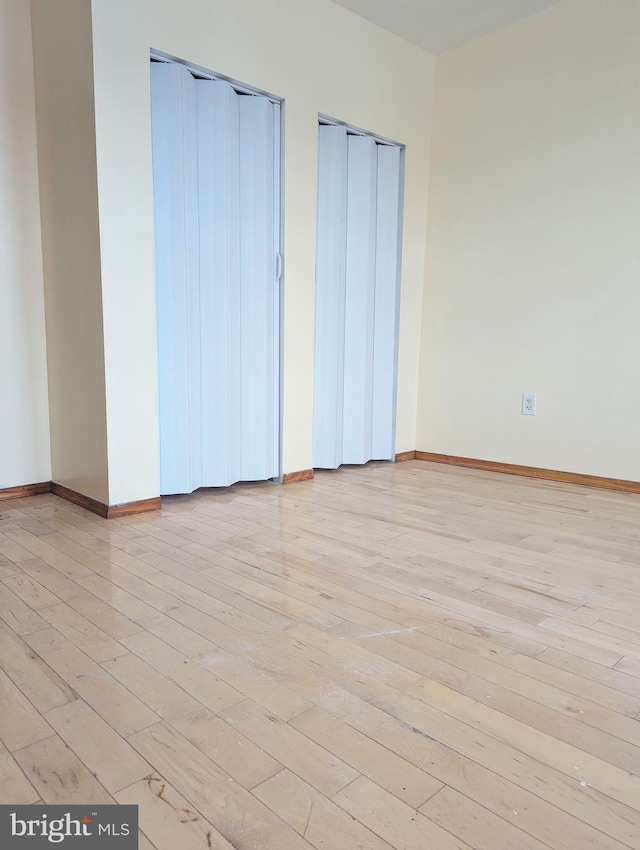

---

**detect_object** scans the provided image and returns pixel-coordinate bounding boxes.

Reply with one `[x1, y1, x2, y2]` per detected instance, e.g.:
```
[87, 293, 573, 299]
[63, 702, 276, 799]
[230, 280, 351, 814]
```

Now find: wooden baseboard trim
[415, 452, 640, 495]
[51, 483, 162, 518]
[283, 469, 314, 484]
[0, 481, 52, 501]
[106, 498, 162, 518]
[51, 482, 109, 517]
[0, 479, 162, 518]
[395, 451, 417, 463]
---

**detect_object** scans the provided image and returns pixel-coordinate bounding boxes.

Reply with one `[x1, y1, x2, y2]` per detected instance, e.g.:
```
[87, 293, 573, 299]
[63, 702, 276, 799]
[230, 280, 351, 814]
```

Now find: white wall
[419, 0, 640, 481]
[31, 0, 109, 503]
[89, 0, 434, 502]
[0, 0, 51, 489]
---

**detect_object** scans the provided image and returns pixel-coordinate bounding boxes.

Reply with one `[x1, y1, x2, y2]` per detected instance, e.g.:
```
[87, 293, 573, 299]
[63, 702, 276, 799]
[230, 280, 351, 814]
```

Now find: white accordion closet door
[151, 62, 280, 495]
[313, 124, 402, 470]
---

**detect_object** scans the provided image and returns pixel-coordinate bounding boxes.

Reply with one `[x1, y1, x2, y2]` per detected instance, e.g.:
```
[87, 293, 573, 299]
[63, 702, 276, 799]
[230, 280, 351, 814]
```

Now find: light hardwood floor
[1, 459, 640, 849]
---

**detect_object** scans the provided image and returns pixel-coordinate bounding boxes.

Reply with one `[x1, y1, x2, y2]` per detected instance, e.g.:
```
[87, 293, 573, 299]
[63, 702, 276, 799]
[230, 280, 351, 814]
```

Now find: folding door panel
[238, 96, 279, 482]
[342, 135, 378, 464]
[197, 80, 242, 487]
[151, 62, 201, 495]
[372, 145, 402, 460]
[313, 125, 348, 469]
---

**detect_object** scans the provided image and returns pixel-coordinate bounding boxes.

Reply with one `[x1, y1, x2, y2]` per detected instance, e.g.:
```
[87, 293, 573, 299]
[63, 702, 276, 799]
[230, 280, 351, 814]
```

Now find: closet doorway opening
[150, 54, 283, 496]
[313, 118, 404, 470]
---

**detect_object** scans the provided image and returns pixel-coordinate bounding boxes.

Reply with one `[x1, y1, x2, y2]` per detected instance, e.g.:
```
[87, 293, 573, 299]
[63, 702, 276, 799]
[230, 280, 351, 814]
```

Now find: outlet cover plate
[522, 393, 537, 415]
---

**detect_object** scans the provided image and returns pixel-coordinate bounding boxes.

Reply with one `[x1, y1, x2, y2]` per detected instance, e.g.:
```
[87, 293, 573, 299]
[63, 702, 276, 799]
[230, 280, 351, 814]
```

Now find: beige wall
[10, 0, 640, 500]
[419, 0, 640, 481]
[31, 0, 109, 502]
[89, 0, 434, 501]
[0, 0, 50, 489]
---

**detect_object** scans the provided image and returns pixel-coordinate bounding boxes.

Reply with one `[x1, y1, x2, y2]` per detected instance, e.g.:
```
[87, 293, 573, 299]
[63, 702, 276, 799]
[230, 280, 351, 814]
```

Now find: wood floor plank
[1, 508, 55, 537]
[370, 716, 630, 850]
[614, 656, 640, 679]
[539, 647, 640, 699]
[291, 705, 443, 808]
[284, 621, 423, 691]
[20, 557, 144, 639]
[0, 582, 49, 634]
[148, 565, 293, 630]
[199, 563, 346, 631]
[0, 621, 77, 713]
[254, 768, 395, 849]
[599, 609, 640, 635]
[0, 739, 39, 804]
[219, 635, 395, 734]
[39, 602, 129, 663]
[0, 529, 37, 563]
[143, 569, 273, 637]
[0, 668, 53, 751]
[219, 699, 359, 797]
[541, 616, 640, 661]
[39, 531, 156, 580]
[197, 646, 313, 721]
[332, 775, 471, 850]
[347, 577, 552, 657]
[1, 463, 639, 850]
[248, 625, 640, 847]
[24, 628, 159, 737]
[13, 735, 114, 804]
[169, 712, 283, 790]
[45, 699, 151, 793]
[0, 558, 20, 579]
[593, 618, 640, 645]
[137, 831, 158, 850]
[101, 652, 209, 725]
[1, 526, 92, 578]
[76, 573, 215, 657]
[385, 619, 640, 718]
[203, 544, 410, 636]
[128, 722, 315, 849]
[116, 774, 235, 850]
[119, 631, 244, 714]
[419, 786, 551, 850]
[359, 630, 640, 759]
[365, 577, 620, 666]
[1, 571, 60, 609]
[78, 560, 262, 647]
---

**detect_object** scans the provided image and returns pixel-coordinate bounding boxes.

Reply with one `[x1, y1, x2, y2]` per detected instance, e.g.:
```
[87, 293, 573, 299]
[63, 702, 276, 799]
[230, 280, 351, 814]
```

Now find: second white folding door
[313, 124, 403, 469]
[151, 61, 281, 495]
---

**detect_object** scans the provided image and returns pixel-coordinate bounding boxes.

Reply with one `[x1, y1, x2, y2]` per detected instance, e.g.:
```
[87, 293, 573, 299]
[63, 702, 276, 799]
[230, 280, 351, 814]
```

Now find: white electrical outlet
[522, 393, 537, 415]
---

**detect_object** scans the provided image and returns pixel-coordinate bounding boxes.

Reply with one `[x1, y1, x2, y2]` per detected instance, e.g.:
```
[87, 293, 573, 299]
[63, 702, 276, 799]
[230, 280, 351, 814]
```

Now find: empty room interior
[1, 0, 640, 847]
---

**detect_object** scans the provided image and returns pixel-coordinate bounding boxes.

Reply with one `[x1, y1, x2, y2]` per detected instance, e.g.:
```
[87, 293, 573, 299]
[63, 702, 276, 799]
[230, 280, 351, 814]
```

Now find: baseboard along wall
[415, 451, 640, 494]
[0, 480, 162, 518]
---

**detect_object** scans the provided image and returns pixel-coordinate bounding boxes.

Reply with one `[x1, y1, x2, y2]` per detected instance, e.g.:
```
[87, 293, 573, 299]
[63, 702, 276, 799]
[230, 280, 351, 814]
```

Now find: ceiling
[329, 0, 559, 54]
